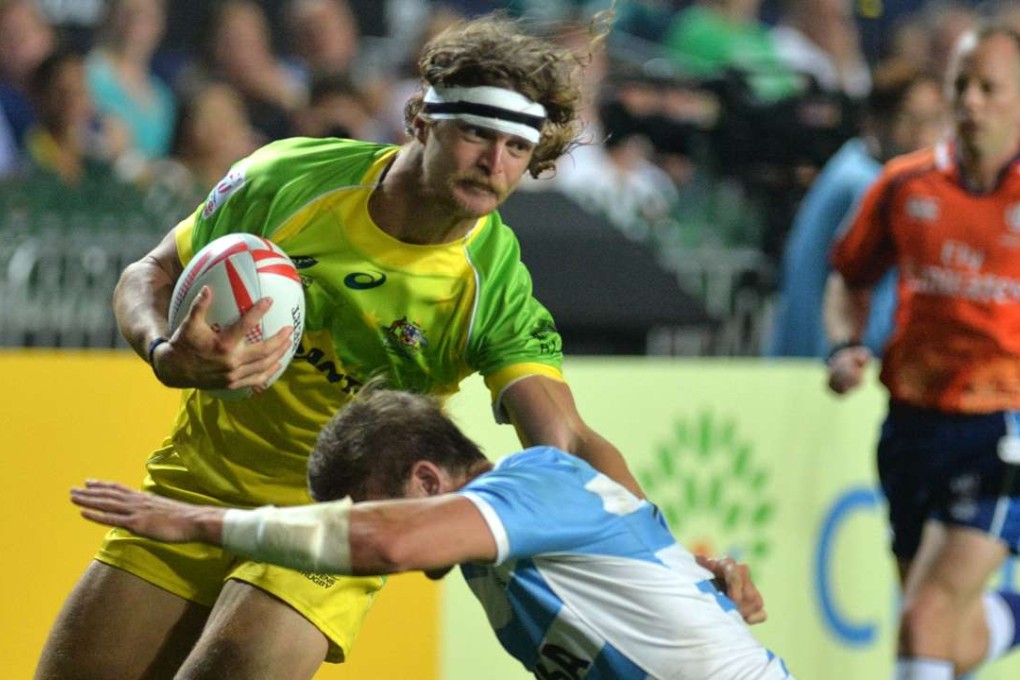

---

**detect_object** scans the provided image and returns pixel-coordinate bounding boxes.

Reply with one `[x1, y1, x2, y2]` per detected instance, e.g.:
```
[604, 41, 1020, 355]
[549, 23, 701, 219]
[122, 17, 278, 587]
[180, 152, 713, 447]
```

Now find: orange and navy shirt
[831, 141, 1020, 413]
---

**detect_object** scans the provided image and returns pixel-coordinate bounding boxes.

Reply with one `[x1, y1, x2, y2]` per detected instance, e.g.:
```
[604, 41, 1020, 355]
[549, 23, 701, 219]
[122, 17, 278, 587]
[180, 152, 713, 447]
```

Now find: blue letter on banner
[815, 486, 881, 646]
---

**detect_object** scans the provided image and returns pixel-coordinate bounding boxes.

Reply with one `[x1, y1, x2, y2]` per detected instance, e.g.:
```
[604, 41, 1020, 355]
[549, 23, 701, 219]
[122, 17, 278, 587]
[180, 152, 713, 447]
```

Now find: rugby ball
[168, 234, 305, 400]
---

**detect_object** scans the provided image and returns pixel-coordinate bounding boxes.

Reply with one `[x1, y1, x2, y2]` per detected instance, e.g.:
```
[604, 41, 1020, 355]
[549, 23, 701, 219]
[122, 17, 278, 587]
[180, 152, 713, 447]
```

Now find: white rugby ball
[168, 233, 305, 400]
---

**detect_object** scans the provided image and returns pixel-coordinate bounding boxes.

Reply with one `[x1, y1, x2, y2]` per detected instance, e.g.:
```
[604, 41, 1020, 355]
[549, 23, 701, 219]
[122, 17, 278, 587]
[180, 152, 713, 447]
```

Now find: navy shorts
[877, 401, 1020, 559]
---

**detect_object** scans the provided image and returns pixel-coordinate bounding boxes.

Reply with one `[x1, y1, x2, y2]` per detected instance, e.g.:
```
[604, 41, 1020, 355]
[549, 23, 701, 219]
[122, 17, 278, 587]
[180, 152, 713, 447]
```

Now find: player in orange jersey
[825, 25, 1020, 680]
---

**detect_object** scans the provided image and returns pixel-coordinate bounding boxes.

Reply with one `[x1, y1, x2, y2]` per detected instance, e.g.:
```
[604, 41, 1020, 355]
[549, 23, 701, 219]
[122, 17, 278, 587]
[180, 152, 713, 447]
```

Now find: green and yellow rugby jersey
[160, 137, 563, 507]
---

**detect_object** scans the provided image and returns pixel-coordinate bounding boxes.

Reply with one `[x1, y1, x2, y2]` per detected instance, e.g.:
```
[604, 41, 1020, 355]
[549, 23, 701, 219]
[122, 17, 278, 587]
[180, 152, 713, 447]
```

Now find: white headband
[422, 85, 548, 143]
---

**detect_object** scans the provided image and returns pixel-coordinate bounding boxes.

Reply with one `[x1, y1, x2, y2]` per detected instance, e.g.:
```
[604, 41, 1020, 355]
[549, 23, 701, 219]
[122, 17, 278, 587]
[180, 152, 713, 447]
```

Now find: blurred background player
[34, 12, 649, 680]
[825, 25, 1020, 680]
[70, 386, 793, 680]
[766, 62, 947, 358]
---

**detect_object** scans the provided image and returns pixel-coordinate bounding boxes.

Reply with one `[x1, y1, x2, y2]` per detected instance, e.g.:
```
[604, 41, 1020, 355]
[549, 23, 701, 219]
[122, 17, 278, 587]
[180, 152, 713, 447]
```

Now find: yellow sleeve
[484, 363, 565, 425]
[173, 209, 201, 267]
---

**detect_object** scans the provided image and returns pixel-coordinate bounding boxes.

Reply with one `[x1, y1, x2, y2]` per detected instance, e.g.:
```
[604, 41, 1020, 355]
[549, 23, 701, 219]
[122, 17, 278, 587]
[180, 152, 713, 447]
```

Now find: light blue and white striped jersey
[458, 446, 793, 680]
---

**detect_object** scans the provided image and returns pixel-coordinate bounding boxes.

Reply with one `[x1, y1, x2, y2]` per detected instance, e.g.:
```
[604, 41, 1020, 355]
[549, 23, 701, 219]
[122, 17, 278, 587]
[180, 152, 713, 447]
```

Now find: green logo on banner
[638, 412, 774, 565]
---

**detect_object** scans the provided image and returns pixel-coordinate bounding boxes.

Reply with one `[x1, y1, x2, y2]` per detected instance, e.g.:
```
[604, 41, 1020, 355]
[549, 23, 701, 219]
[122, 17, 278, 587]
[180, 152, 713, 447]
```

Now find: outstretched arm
[501, 376, 645, 498]
[71, 481, 496, 575]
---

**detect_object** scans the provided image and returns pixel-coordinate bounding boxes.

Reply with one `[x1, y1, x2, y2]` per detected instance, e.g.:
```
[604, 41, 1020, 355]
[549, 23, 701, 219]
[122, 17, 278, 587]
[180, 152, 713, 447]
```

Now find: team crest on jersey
[383, 317, 429, 357]
[202, 162, 248, 219]
[906, 196, 939, 222]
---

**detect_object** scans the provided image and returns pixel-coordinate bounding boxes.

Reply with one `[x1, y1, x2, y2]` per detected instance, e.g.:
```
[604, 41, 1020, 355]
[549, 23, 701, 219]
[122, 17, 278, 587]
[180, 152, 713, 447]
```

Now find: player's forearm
[222, 499, 356, 574]
[347, 499, 494, 574]
[189, 506, 228, 545]
[113, 257, 176, 359]
[348, 510, 417, 575]
[572, 429, 646, 499]
[503, 377, 646, 498]
[514, 415, 644, 498]
[521, 416, 646, 498]
[220, 499, 468, 576]
[823, 272, 871, 346]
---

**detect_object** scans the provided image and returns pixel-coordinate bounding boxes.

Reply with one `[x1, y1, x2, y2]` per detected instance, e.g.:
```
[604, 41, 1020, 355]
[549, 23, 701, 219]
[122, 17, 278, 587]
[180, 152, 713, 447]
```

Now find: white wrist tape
[222, 497, 353, 574]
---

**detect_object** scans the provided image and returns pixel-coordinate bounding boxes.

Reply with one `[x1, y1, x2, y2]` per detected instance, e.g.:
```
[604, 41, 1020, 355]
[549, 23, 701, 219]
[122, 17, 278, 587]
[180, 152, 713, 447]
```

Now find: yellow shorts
[96, 452, 384, 663]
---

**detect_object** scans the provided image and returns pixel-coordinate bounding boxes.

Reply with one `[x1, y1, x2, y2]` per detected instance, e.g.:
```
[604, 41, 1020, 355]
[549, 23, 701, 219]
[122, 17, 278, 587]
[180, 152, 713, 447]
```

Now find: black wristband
[147, 336, 169, 377]
[826, 340, 864, 363]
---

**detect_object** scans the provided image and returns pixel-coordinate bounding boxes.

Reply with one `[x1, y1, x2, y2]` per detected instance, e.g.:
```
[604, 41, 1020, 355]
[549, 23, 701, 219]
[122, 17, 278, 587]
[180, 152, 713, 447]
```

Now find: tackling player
[71, 387, 794, 680]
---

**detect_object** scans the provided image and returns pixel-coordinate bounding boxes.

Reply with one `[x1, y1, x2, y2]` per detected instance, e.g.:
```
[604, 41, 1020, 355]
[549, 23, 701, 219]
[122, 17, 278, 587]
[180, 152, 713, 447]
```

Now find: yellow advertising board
[0, 352, 437, 680]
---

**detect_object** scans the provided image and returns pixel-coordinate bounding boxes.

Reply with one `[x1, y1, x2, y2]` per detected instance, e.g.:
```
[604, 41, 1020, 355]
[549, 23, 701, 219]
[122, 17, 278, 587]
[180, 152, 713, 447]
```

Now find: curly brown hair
[404, 14, 607, 178]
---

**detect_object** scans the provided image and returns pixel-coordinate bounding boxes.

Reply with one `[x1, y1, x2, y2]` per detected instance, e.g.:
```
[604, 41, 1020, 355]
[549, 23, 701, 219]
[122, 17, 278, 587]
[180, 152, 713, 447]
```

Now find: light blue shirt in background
[766, 138, 898, 358]
[86, 52, 176, 159]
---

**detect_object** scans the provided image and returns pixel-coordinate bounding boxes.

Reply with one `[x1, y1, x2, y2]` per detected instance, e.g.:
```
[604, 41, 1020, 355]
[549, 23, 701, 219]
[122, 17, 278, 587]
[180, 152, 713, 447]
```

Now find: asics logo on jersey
[344, 271, 387, 290]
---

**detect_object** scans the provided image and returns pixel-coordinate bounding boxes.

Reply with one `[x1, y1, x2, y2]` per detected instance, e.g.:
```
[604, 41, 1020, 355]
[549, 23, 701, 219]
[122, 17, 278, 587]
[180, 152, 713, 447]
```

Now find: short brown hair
[403, 14, 596, 178]
[308, 387, 487, 501]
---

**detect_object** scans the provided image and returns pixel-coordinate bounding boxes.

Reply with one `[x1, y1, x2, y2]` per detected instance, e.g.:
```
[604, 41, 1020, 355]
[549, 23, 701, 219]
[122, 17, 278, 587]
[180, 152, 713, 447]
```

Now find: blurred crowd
[1, 0, 1018, 350]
